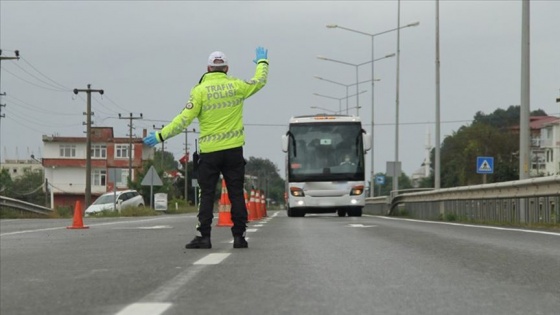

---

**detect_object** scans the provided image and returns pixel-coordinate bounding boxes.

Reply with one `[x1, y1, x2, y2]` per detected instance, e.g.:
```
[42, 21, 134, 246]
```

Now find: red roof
[511, 116, 559, 131]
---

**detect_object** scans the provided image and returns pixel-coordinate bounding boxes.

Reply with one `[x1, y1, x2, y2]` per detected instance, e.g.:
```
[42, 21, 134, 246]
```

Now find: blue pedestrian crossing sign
[375, 175, 385, 185]
[476, 156, 494, 174]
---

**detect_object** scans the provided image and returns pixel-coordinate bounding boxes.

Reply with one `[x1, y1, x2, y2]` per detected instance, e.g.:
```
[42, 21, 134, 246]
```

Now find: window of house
[92, 144, 107, 158]
[92, 169, 107, 186]
[111, 168, 130, 187]
[115, 144, 132, 159]
[60, 144, 76, 157]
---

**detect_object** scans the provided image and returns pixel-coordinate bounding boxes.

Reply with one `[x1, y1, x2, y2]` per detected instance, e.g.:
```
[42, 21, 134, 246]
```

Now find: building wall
[41, 127, 149, 208]
[1, 159, 42, 179]
[542, 121, 560, 175]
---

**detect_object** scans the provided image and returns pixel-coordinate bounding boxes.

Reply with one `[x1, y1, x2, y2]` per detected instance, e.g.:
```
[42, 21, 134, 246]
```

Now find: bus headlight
[290, 187, 305, 197]
[350, 185, 364, 196]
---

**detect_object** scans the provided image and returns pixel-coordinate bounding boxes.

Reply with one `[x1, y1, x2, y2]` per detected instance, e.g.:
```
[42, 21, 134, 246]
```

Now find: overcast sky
[1, 0, 559, 180]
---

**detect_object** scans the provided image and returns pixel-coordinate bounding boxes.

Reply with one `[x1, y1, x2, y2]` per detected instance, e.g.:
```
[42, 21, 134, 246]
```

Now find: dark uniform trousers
[197, 146, 247, 237]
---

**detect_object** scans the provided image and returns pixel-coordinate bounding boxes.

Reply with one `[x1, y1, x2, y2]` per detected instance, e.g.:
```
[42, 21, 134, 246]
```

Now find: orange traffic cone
[248, 188, 257, 221]
[67, 200, 89, 229]
[261, 190, 267, 217]
[216, 179, 233, 227]
[255, 190, 262, 219]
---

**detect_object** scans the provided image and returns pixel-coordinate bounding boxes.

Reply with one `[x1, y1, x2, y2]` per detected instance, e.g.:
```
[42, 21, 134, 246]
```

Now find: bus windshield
[287, 122, 365, 182]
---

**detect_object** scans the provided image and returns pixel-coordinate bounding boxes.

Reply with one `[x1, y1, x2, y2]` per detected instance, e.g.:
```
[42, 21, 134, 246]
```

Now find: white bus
[281, 114, 371, 217]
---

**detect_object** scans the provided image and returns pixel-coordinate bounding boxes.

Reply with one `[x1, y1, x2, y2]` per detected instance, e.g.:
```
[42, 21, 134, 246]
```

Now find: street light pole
[395, 0, 402, 195]
[326, 21, 419, 196]
[314, 76, 375, 114]
[317, 54, 395, 116]
[435, 0, 441, 189]
[314, 90, 369, 114]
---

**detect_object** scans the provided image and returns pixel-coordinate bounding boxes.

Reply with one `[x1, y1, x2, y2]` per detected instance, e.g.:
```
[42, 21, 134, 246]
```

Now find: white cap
[208, 51, 228, 66]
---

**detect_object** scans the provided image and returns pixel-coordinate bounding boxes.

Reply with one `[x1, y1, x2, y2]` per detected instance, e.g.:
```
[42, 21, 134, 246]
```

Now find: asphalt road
[1, 212, 559, 315]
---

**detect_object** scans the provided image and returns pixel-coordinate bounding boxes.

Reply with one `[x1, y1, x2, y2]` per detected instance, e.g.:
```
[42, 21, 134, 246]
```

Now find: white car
[85, 190, 145, 215]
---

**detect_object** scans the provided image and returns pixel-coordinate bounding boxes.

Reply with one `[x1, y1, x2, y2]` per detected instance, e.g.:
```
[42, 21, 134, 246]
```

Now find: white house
[540, 118, 560, 176]
[41, 127, 153, 208]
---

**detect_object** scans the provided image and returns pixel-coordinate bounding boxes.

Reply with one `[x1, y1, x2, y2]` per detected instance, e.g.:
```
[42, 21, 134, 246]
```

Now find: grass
[1, 203, 199, 219]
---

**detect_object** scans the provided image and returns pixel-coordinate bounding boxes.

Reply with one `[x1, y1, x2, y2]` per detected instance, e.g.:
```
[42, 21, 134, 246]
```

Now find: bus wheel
[337, 209, 347, 217]
[347, 207, 362, 217]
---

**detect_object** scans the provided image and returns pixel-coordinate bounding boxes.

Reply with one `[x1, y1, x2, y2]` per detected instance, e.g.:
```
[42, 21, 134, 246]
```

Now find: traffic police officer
[143, 47, 269, 249]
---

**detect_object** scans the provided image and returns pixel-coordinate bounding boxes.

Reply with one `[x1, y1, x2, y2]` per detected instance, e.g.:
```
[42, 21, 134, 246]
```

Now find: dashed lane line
[113, 212, 281, 315]
[193, 253, 231, 265]
[116, 303, 172, 315]
[116, 253, 231, 314]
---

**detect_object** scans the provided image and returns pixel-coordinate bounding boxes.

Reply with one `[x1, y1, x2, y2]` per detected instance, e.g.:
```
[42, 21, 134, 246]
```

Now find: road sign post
[375, 175, 385, 196]
[476, 156, 494, 184]
[141, 165, 163, 208]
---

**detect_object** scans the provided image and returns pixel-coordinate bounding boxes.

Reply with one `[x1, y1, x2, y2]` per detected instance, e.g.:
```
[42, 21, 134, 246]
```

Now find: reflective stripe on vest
[199, 128, 244, 143]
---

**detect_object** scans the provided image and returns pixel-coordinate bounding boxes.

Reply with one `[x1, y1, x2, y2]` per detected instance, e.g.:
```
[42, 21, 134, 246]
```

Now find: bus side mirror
[281, 135, 289, 152]
[362, 133, 372, 152]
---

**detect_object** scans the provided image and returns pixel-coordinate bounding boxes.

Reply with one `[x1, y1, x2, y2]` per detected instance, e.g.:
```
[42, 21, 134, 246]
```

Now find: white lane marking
[136, 225, 172, 230]
[141, 265, 205, 302]
[253, 224, 264, 227]
[246, 228, 258, 233]
[227, 237, 250, 244]
[0, 216, 182, 237]
[193, 253, 230, 265]
[348, 224, 376, 228]
[377, 216, 560, 236]
[119, 253, 230, 313]
[116, 303, 172, 315]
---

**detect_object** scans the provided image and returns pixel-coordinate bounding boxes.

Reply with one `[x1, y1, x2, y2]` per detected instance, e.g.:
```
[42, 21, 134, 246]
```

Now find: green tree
[438, 105, 546, 187]
[245, 157, 285, 205]
[153, 149, 178, 171]
[0, 168, 14, 195]
[1, 168, 45, 205]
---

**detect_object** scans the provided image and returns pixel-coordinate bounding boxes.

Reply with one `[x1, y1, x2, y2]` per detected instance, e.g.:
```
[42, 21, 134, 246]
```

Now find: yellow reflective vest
[158, 60, 268, 153]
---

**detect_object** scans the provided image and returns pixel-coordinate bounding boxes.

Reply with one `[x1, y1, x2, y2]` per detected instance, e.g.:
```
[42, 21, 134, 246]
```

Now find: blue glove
[143, 131, 160, 147]
[253, 46, 268, 64]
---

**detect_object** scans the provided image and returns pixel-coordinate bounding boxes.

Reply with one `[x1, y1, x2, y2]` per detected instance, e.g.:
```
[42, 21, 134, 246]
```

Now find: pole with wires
[74, 85, 104, 207]
[0, 50, 20, 170]
[119, 113, 143, 185]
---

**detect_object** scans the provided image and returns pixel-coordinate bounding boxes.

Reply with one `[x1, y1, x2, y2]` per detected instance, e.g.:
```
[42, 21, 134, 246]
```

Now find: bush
[445, 213, 458, 222]
[53, 205, 73, 218]
[0, 208, 45, 219]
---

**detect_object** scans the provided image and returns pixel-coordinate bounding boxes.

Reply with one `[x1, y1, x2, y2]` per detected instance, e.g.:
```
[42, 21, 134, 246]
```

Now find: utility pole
[184, 128, 197, 205]
[74, 84, 104, 207]
[119, 113, 143, 185]
[0, 49, 20, 169]
[153, 124, 165, 170]
[0, 100, 5, 170]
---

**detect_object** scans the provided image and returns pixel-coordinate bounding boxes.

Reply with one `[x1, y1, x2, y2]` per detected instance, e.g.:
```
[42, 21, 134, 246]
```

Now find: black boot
[233, 236, 248, 248]
[185, 236, 212, 249]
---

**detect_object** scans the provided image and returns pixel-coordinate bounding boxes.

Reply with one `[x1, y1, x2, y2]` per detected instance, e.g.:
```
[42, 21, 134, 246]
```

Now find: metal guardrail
[0, 196, 53, 216]
[364, 175, 560, 225]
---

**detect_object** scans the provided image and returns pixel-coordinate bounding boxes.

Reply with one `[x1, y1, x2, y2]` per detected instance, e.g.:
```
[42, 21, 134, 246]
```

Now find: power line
[9, 61, 70, 91]
[1, 67, 68, 92]
[20, 57, 71, 90]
